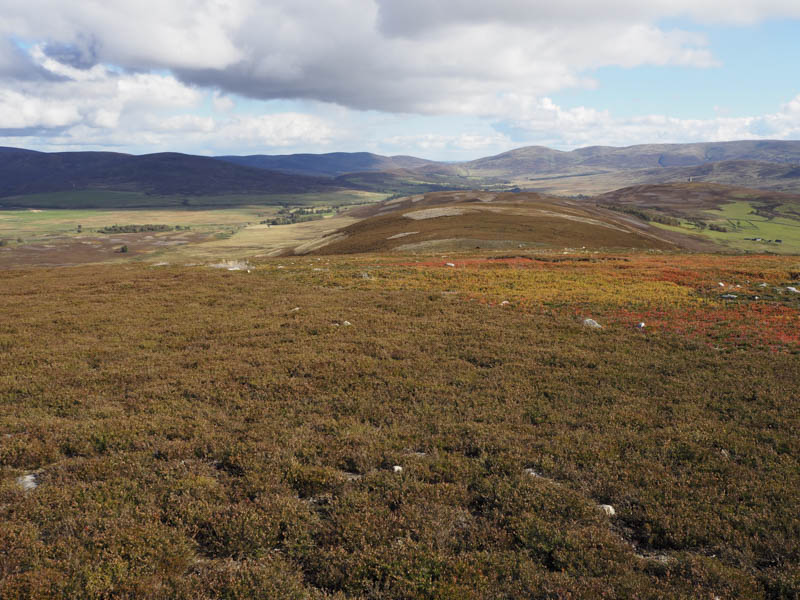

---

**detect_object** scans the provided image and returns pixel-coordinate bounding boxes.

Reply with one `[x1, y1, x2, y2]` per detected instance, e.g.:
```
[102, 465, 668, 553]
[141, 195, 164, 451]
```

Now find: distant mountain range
[0, 148, 337, 200]
[459, 140, 800, 176]
[1, 140, 800, 207]
[216, 152, 439, 177]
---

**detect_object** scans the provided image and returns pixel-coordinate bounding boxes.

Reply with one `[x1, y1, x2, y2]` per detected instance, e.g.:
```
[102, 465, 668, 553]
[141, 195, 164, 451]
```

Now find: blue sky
[0, 1, 798, 160]
[551, 19, 800, 119]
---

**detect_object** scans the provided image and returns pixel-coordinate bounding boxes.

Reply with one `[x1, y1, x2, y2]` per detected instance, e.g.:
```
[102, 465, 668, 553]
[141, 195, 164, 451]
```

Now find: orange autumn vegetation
[0, 250, 798, 599]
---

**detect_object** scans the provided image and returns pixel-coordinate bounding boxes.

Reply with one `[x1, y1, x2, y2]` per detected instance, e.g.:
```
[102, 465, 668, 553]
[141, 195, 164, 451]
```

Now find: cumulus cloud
[375, 0, 800, 36]
[494, 94, 800, 149]
[0, 46, 202, 132]
[0, 43, 335, 152]
[1, 0, 782, 115]
[0, 1, 799, 155]
[384, 132, 512, 154]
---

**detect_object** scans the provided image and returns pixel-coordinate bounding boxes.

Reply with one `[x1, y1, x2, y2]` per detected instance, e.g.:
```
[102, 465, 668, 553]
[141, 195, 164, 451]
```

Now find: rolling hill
[462, 140, 800, 177]
[216, 151, 439, 177]
[3, 140, 800, 210]
[217, 140, 800, 196]
[595, 182, 800, 252]
[0, 147, 338, 203]
[293, 190, 718, 255]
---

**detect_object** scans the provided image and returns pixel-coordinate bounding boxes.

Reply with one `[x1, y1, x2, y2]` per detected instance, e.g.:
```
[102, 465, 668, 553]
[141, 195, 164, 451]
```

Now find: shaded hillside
[333, 169, 481, 196]
[217, 151, 439, 177]
[300, 190, 716, 255]
[0, 148, 338, 199]
[596, 182, 800, 216]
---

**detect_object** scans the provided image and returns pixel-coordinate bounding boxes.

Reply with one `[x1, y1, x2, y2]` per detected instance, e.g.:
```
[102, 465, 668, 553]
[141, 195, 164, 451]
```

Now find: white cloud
[375, 0, 800, 35]
[496, 94, 800, 149]
[218, 113, 335, 147]
[0, 89, 80, 128]
[0, 49, 203, 135]
[0, 0, 772, 116]
[0, 1, 798, 156]
[212, 91, 235, 112]
[384, 132, 512, 154]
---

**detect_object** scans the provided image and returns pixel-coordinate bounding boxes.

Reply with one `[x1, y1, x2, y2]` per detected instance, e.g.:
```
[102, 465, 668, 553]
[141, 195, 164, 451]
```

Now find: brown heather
[0, 254, 798, 599]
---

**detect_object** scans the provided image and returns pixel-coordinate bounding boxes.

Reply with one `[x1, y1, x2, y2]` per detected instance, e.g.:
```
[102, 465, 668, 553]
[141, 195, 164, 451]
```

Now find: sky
[0, 0, 799, 160]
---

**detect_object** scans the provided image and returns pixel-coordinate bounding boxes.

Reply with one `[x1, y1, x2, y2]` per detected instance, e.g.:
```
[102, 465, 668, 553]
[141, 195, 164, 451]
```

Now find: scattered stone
[721, 294, 738, 299]
[393, 465, 403, 473]
[360, 272, 372, 279]
[634, 552, 677, 565]
[583, 318, 602, 329]
[342, 321, 352, 326]
[598, 504, 616, 517]
[718, 282, 725, 287]
[289, 307, 300, 313]
[524, 468, 543, 478]
[405, 450, 427, 457]
[17, 474, 38, 491]
[209, 260, 251, 271]
[277, 265, 285, 269]
[342, 471, 362, 482]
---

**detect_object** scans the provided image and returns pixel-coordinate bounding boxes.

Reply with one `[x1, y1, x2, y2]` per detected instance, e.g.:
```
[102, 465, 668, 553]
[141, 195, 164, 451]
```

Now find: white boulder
[598, 504, 616, 516]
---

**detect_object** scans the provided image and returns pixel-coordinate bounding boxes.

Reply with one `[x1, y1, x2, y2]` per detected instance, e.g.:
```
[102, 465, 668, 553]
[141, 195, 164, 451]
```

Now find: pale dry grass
[159, 215, 361, 262]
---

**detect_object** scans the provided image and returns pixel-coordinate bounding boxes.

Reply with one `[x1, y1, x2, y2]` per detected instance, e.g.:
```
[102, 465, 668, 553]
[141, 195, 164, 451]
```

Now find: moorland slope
[1, 253, 798, 598]
[300, 190, 718, 255]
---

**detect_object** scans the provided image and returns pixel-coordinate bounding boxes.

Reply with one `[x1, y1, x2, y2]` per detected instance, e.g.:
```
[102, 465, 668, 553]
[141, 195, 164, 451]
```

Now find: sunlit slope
[301, 191, 716, 254]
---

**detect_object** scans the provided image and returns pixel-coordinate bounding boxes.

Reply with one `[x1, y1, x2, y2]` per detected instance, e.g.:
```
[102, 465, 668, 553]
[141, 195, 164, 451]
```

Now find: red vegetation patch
[613, 304, 800, 351]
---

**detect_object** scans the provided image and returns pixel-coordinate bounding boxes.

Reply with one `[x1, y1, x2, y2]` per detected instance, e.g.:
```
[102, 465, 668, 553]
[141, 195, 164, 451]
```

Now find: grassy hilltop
[1, 251, 798, 599]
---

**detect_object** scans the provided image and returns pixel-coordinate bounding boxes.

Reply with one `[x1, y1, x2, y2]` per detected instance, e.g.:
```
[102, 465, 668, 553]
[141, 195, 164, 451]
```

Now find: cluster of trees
[261, 206, 327, 226]
[690, 221, 730, 233]
[601, 204, 681, 226]
[98, 224, 187, 234]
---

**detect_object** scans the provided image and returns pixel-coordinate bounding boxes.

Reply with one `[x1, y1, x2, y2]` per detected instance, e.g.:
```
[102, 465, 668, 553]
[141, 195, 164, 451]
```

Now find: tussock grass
[0, 253, 798, 598]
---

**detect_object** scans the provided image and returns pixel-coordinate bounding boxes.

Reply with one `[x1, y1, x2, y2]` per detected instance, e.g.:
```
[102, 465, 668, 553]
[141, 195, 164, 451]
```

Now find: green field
[0, 189, 387, 210]
[0, 207, 275, 239]
[651, 200, 800, 253]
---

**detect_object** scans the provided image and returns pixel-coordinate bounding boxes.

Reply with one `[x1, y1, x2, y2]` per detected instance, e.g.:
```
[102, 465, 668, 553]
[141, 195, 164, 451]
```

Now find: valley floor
[1, 251, 798, 598]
